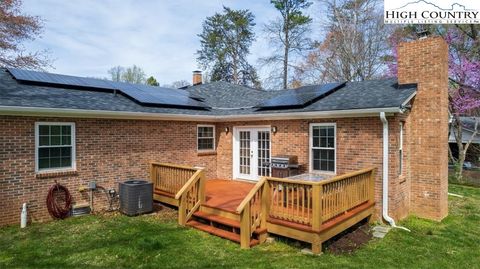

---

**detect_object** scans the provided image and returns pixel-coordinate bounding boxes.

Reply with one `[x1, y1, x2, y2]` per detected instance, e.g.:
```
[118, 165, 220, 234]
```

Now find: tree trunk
[283, 14, 289, 90]
[455, 148, 466, 183]
[283, 42, 289, 89]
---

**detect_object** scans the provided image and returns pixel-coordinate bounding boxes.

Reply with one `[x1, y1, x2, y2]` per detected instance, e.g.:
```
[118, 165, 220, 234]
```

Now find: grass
[1, 184, 479, 269]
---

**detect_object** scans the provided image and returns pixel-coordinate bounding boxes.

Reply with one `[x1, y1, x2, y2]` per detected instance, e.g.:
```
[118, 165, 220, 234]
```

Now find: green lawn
[1, 184, 479, 269]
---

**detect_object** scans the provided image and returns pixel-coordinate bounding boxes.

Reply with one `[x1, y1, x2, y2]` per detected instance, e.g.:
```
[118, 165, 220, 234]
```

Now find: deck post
[240, 205, 251, 249]
[178, 195, 187, 226]
[311, 234, 322, 254]
[149, 162, 154, 184]
[312, 184, 322, 232]
[198, 170, 206, 204]
[369, 169, 376, 205]
[259, 179, 270, 243]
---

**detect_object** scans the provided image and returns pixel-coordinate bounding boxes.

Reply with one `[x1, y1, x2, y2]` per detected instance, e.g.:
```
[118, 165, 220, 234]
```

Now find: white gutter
[380, 112, 410, 232]
[0, 105, 401, 122]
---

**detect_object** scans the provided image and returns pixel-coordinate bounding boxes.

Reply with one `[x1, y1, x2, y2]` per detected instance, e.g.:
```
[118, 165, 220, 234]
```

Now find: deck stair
[186, 210, 266, 247]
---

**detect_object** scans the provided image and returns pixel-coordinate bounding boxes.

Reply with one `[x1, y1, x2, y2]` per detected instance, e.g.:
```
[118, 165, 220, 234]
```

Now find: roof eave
[0, 105, 402, 122]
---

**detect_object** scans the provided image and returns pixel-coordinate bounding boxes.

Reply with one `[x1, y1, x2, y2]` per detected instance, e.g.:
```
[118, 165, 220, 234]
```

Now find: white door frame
[232, 126, 271, 181]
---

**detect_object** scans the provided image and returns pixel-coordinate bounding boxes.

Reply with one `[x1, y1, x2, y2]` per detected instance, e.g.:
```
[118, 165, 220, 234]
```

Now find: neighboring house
[449, 117, 480, 166]
[0, 37, 449, 226]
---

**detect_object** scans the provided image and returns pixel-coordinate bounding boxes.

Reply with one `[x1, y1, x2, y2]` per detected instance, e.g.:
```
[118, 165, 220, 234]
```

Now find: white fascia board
[0, 105, 401, 122]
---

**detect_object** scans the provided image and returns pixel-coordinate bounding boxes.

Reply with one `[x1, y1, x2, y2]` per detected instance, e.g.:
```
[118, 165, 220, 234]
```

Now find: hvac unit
[119, 180, 153, 216]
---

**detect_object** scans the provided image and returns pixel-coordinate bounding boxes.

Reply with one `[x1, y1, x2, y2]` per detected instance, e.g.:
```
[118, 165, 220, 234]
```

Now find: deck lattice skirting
[149, 162, 376, 254]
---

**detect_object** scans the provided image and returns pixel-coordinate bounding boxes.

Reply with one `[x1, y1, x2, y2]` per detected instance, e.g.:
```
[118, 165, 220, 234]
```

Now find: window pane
[39, 158, 49, 169]
[50, 135, 61, 145]
[320, 137, 327, 148]
[39, 125, 49, 135]
[62, 135, 71, 145]
[320, 128, 327, 136]
[327, 127, 334, 136]
[49, 147, 61, 157]
[61, 157, 72, 167]
[50, 126, 61, 136]
[50, 158, 61, 168]
[327, 137, 334, 148]
[198, 127, 213, 138]
[313, 136, 319, 147]
[39, 135, 50, 146]
[198, 138, 214, 150]
[61, 147, 71, 157]
[62, 126, 71, 135]
[39, 148, 50, 158]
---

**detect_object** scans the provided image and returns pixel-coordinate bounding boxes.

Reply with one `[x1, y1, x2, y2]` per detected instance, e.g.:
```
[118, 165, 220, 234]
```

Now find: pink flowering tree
[387, 25, 480, 181]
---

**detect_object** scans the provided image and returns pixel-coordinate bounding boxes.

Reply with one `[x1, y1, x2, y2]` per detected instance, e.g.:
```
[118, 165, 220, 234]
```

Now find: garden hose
[46, 182, 72, 219]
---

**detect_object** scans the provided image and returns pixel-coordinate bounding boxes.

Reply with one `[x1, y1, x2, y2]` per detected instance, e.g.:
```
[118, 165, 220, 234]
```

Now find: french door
[233, 127, 271, 181]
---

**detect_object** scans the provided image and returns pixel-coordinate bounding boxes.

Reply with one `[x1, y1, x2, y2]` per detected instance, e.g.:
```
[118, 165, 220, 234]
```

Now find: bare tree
[0, 0, 50, 69]
[295, 0, 389, 84]
[163, 80, 190, 89]
[260, 0, 313, 89]
[450, 116, 479, 182]
[107, 66, 124, 82]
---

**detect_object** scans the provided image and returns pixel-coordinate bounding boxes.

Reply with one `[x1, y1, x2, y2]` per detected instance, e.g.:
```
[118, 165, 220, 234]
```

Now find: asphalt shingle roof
[0, 68, 416, 117]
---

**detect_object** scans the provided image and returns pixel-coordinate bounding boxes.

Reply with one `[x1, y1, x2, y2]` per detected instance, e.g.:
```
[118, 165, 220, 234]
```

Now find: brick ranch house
[0, 37, 448, 227]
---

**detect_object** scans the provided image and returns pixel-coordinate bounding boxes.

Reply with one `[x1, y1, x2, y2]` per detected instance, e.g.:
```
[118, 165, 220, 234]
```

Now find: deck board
[203, 179, 254, 213]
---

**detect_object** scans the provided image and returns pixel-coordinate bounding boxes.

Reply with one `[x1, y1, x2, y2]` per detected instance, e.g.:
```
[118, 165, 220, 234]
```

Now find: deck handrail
[149, 162, 199, 171]
[236, 177, 267, 214]
[149, 162, 205, 226]
[175, 169, 204, 200]
[176, 169, 205, 226]
[236, 177, 269, 249]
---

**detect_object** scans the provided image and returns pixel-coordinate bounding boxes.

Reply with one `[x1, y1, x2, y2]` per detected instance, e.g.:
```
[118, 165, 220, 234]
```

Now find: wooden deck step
[193, 211, 267, 236]
[186, 220, 259, 247]
[193, 211, 240, 228]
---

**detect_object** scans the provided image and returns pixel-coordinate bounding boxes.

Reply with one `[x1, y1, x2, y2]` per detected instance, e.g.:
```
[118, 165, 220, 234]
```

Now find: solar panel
[256, 82, 346, 109]
[7, 68, 209, 109]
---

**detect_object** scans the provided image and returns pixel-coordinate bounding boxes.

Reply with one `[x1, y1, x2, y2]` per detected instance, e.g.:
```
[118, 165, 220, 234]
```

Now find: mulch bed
[325, 222, 373, 255]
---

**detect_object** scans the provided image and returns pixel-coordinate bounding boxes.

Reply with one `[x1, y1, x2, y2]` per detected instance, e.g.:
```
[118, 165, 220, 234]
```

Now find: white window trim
[309, 123, 337, 174]
[197, 124, 215, 152]
[35, 122, 76, 173]
[399, 122, 403, 175]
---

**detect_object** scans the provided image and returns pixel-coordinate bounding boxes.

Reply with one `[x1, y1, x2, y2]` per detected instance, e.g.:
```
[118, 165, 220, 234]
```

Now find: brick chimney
[398, 36, 449, 221]
[192, 70, 202, 85]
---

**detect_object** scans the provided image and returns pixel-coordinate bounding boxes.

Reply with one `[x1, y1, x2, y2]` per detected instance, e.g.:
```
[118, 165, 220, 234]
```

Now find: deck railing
[150, 162, 199, 196]
[149, 162, 205, 225]
[236, 167, 375, 247]
[236, 177, 269, 249]
[175, 169, 205, 226]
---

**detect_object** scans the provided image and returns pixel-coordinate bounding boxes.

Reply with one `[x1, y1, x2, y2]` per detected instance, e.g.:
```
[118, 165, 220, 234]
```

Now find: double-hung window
[35, 122, 76, 172]
[399, 122, 404, 175]
[197, 125, 215, 151]
[310, 123, 336, 173]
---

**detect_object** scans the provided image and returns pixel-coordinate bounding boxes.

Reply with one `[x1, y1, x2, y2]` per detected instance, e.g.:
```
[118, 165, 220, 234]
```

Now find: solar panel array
[7, 68, 209, 109]
[256, 82, 346, 110]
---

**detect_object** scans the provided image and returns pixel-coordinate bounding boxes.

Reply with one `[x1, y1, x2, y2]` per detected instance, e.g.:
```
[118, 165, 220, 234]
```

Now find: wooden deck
[203, 179, 254, 213]
[149, 162, 376, 254]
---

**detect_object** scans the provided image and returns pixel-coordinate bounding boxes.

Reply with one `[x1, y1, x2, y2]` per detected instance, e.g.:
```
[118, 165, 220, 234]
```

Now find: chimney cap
[193, 70, 202, 74]
[415, 25, 430, 39]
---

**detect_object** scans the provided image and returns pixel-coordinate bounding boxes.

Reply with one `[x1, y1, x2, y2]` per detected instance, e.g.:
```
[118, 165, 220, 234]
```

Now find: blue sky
[22, 0, 321, 85]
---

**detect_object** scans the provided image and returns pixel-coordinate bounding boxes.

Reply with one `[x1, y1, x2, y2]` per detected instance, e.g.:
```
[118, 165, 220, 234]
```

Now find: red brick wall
[1, 115, 410, 226]
[216, 117, 407, 220]
[398, 37, 449, 221]
[0, 116, 217, 226]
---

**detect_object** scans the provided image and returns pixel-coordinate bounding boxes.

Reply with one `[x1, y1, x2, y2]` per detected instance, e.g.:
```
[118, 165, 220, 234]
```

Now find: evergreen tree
[197, 7, 260, 88]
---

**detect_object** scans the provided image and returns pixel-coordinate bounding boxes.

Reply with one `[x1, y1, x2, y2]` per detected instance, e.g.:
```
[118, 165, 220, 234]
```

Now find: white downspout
[380, 112, 410, 232]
